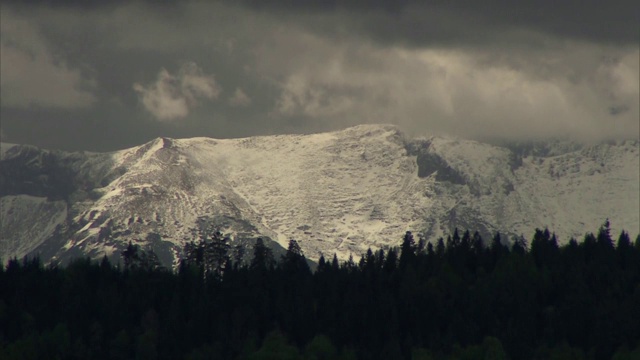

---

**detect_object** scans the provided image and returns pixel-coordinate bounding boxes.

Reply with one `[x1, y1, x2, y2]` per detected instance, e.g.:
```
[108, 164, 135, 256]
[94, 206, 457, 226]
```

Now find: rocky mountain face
[1, 125, 638, 267]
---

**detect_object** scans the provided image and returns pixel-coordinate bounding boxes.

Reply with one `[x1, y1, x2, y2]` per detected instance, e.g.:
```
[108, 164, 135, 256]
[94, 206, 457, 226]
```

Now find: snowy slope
[1, 125, 638, 266]
[0, 195, 67, 259]
[417, 137, 640, 241]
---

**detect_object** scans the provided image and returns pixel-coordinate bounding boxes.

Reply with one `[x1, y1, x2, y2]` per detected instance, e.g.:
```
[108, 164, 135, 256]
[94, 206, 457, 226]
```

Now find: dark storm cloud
[2, 0, 180, 8]
[241, 0, 639, 45]
[0, 2, 268, 150]
[7, 0, 638, 44]
[0, 0, 638, 152]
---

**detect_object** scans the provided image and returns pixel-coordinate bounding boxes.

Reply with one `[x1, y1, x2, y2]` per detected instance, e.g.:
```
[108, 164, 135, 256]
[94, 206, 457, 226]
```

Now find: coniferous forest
[1, 222, 640, 360]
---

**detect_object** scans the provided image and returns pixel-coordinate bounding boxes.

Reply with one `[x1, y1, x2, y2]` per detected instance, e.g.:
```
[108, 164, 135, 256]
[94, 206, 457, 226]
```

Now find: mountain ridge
[1, 124, 638, 266]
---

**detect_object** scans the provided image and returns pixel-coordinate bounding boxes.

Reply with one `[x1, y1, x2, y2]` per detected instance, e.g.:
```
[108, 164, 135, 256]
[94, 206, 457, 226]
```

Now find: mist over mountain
[1, 124, 638, 267]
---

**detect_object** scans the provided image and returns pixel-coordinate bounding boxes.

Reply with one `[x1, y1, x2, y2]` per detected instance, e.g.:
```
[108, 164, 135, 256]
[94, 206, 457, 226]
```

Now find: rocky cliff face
[1, 125, 638, 267]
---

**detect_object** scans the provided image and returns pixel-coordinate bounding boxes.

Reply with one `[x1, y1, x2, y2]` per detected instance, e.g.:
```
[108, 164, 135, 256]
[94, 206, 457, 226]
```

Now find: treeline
[1, 222, 640, 359]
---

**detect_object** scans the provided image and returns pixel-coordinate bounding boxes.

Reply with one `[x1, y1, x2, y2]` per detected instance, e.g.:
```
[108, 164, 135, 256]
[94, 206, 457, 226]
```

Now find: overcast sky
[1, 0, 638, 151]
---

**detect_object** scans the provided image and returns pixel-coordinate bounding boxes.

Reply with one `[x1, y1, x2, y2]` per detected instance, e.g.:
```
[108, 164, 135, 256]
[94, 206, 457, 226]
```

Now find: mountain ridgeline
[1, 125, 638, 267]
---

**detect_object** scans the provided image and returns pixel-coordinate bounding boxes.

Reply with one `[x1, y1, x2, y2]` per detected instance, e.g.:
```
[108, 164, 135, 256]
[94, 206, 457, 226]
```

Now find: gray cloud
[133, 62, 221, 121]
[0, 0, 638, 152]
[6, 0, 637, 45]
[0, 9, 96, 108]
[251, 22, 639, 140]
[238, 0, 639, 45]
[228, 88, 252, 107]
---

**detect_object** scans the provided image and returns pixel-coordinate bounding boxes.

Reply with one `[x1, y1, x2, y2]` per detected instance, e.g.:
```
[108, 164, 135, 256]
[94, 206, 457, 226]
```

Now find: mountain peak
[1, 127, 638, 267]
[334, 123, 403, 137]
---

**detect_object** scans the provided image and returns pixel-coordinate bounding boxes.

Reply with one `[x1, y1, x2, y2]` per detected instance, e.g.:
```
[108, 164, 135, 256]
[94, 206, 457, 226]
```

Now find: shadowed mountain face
[1, 125, 638, 267]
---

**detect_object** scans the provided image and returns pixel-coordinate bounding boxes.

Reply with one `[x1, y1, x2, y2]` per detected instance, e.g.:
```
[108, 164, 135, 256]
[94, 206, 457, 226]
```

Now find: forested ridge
[1, 221, 639, 360]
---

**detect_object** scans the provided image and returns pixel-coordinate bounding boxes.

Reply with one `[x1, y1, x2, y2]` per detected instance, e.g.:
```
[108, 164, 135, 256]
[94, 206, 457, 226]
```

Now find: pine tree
[400, 231, 416, 268]
[374, 249, 386, 270]
[250, 238, 275, 272]
[183, 240, 205, 268]
[204, 231, 230, 279]
[436, 238, 446, 258]
[452, 228, 461, 248]
[281, 239, 310, 275]
[122, 241, 140, 270]
[384, 248, 398, 273]
[617, 231, 631, 249]
[471, 231, 484, 255]
[343, 254, 356, 272]
[317, 255, 326, 271]
[597, 219, 615, 250]
[331, 254, 340, 271]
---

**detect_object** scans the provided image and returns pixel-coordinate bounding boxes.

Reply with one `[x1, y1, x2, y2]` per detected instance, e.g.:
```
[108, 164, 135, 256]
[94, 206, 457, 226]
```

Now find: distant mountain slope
[1, 125, 638, 266]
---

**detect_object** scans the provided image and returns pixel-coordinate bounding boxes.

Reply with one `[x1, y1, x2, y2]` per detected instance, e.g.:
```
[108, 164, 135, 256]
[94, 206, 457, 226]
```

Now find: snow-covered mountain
[1, 125, 638, 266]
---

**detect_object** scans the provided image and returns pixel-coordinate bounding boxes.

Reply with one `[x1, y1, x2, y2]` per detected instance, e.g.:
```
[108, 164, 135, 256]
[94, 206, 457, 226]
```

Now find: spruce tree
[250, 238, 275, 272]
[282, 239, 310, 276]
[400, 231, 416, 268]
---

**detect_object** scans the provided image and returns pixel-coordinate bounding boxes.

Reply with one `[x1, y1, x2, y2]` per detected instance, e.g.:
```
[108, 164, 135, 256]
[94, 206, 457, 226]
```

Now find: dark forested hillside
[1, 222, 639, 360]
